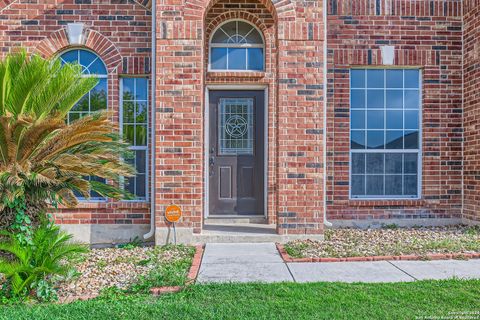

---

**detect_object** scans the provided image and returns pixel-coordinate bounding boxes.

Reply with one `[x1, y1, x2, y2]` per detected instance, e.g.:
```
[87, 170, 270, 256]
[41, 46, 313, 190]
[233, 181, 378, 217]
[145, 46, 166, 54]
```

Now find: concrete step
[195, 222, 324, 243]
[203, 222, 276, 235]
[201, 222, 279, 242]
[205, 215, 267, 224]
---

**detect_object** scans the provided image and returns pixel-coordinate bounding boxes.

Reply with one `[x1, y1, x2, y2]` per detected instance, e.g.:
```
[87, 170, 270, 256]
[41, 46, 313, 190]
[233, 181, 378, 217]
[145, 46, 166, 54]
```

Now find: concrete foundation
[60, 224, 151, 245]
[155, 226, 324, 245]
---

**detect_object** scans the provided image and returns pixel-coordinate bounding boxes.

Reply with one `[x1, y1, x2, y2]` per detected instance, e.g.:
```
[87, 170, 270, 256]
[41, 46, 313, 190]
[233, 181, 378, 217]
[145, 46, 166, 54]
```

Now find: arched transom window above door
[209, 20, 265, 71]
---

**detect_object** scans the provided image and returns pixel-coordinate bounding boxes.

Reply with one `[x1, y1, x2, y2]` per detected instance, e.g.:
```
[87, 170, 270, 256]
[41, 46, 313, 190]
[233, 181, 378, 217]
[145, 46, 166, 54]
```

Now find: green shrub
[0, 222, 87, 302]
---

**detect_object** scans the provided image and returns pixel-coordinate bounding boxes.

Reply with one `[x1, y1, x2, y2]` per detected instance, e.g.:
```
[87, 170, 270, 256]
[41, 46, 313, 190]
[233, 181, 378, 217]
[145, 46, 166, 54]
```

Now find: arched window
[210, 20, 264, 71]
[59, 49, 108, 124]
[59, 49, 108, 200]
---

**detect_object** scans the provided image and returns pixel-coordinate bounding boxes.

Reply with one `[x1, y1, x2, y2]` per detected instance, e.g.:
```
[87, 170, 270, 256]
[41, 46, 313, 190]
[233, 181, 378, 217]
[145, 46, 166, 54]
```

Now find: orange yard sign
[165, 205, 182, 223]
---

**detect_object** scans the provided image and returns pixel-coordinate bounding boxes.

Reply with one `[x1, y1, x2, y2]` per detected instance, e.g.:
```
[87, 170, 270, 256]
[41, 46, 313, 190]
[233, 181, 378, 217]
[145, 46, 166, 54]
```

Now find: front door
[209, 90, 265, 215]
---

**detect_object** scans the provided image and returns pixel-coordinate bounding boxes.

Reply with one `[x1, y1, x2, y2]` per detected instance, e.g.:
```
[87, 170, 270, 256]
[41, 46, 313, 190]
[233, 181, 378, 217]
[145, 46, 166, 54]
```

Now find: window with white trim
[121, 77, 149, 200]
[350, 69, 421, 199]
[60, 49, 108, 201]
[209, 20, 264, 71]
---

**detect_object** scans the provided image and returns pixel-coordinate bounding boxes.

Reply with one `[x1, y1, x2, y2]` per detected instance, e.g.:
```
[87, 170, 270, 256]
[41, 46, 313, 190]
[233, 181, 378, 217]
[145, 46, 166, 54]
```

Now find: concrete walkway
[197, 243, 480, 283]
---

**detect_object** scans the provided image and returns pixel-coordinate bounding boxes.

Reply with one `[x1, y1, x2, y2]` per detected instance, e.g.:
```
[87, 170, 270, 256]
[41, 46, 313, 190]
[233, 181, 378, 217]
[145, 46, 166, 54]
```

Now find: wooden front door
[209, 90, 265, 215]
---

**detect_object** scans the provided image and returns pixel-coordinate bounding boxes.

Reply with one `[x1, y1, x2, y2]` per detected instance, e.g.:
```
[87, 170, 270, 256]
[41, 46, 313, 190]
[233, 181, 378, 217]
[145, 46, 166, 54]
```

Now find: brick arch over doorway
[154, 0, 326, 243]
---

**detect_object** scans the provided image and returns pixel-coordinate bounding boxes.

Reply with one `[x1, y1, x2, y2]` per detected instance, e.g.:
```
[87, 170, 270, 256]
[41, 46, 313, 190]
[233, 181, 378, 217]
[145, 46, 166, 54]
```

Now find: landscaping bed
[56, 245, 196, 302]
[283, 225, 480, 260]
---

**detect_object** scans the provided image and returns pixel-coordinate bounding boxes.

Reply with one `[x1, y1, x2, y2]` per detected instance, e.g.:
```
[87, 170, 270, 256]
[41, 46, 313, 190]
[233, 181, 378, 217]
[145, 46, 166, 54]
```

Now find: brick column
[276, 10, 326, 235]
[155, 5, 204, 242]
[463, 0, 480, 223]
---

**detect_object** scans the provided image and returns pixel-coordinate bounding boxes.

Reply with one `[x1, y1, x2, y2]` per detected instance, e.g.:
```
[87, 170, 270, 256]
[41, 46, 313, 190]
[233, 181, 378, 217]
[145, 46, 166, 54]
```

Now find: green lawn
[2, 280, 480, 319]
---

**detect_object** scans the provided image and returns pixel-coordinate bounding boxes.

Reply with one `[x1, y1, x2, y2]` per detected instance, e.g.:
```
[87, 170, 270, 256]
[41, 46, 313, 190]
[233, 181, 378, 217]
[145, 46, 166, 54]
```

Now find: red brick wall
[326, 0, 463, 223]
[155, 0, 325, 235]
[0, 0, 152, 226]
[463, 0, 480, 223]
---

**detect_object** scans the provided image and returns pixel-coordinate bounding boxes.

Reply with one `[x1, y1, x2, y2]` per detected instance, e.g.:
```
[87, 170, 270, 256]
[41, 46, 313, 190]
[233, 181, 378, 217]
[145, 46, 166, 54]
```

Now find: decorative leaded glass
[219, 98, 254, 155]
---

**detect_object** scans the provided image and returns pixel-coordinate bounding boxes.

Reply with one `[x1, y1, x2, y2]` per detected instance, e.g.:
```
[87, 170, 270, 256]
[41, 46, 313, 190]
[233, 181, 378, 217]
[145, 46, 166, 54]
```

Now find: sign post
[165, 205, 182, 244]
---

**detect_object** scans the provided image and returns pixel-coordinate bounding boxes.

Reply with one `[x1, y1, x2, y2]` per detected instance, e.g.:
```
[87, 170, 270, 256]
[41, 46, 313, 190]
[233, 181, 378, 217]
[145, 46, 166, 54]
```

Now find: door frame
[204, 85, 268, 219]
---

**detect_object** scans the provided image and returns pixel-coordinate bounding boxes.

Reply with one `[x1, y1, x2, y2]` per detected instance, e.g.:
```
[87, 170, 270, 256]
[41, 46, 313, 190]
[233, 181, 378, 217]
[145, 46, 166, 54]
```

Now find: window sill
[206, 71, 266, 79]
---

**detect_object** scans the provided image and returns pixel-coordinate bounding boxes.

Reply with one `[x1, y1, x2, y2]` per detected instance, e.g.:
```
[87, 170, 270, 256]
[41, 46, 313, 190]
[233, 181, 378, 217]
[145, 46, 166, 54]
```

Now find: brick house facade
[0, 0, 478, 244]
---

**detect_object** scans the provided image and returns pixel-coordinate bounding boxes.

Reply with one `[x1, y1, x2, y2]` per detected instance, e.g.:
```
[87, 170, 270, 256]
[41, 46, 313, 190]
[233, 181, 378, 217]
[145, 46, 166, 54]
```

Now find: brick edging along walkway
[276, 243, 480, 263]
[151, 244, 204, 295]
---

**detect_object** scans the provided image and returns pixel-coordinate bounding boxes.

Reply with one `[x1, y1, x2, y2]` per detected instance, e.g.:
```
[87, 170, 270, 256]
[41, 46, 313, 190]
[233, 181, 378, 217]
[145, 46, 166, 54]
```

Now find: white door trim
[204, 85, 268, 219]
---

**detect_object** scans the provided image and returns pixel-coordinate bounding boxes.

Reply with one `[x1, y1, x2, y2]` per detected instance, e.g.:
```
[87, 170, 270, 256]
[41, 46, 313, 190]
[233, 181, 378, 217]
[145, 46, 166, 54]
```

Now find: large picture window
[209, 20, 264, 71]
[120, 77, 149, 200]
[60, 49, 108, 201]
[350, 69, 421, 199]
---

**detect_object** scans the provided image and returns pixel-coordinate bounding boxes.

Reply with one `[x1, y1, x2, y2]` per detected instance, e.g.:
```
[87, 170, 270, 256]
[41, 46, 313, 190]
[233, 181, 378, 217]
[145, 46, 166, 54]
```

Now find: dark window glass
[351, 69, 365, 88]
[366, 153, 384, 174]
[404, 175, 418, 196]
[123, 101, 135, 123]
[405, 90, 420, 109]
[121, 78, 149, 200]
[404, 70, 419, 88]
[386, 131, 404, 149]
[367, 110, 384, 129]
[352, 153, 365, 174]
[404, 153, 418, 174]
[350, 68, 421, 198]
[386, 70, 403, 88]
[351, 131, 365, 149]
[211, 48, 228, 69]
[351, 110, 365, 129]
[386, 90, 403, 109]
[367, 90, 384, 108]
[351, 90, 365, 109]
[61, 49, 108, 200]
[385, 175, 403, 195]
[366, 175, 384, 195]
[136, 78, 148, 100]
[210, 21, 264, 71]
[248, 48, 264, 71]
[367, 131, 385, 149]
[404, 130, 419, 149]
[386, 110, 403, 129]
[405, 110, 419, 129]
[228, 48, 247, 70]
[385, 153, 403, 174]
[351, 175, 365, 196]
[367, 70, 384, 88]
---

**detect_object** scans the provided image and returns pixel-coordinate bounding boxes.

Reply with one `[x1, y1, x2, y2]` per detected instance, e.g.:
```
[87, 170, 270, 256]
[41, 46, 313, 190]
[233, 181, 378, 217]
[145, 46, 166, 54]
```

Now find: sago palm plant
[0, 222, 88, 299]
[0, 51, 135, 228]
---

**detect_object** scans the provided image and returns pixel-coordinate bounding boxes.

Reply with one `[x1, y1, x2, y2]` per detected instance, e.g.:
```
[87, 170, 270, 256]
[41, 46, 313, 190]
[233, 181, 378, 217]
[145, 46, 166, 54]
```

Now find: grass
[1, 279, 479, 319]
[127, 245, 196, 292]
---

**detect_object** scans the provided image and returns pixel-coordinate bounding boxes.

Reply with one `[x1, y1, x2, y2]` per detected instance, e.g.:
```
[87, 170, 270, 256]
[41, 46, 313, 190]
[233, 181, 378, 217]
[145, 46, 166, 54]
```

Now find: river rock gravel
[285, 225, 480, 259]
[56, 245, 191, 300]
